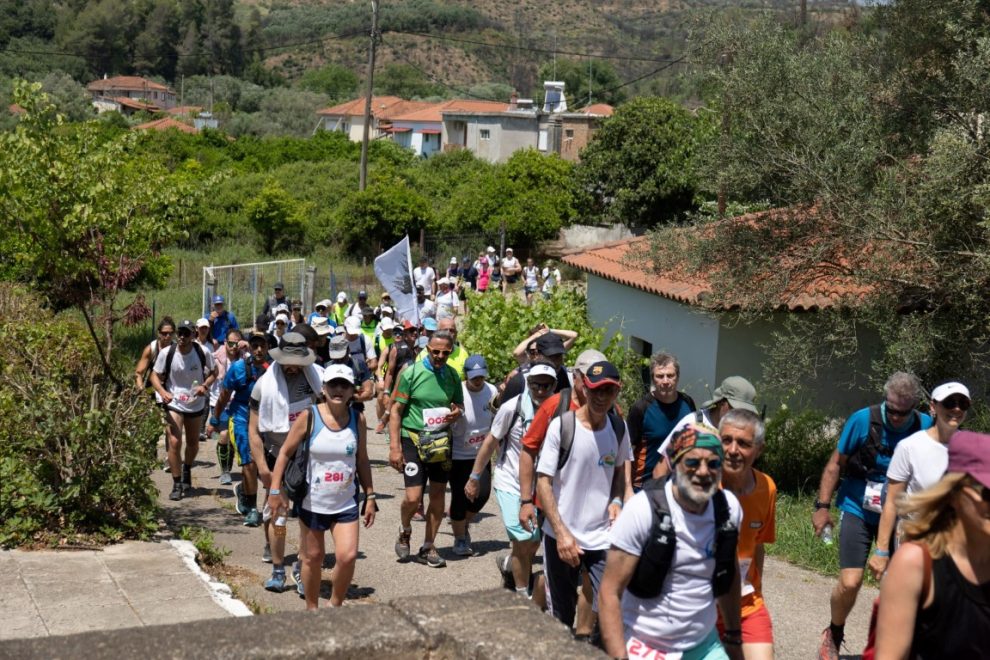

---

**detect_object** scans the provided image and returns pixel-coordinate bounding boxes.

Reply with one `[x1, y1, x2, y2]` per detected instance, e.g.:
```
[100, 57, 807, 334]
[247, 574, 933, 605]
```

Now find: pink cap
[947, 431, 990, 489]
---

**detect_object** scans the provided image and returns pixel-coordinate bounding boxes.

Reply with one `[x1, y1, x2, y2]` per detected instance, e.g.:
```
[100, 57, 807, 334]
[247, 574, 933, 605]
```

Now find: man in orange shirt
[718, 408, 777, 660]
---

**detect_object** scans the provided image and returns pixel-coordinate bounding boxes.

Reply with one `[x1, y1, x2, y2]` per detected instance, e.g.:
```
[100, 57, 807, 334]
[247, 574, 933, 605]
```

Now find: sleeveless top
[302, 406, 360, 516]
[913, 553, 990, 658]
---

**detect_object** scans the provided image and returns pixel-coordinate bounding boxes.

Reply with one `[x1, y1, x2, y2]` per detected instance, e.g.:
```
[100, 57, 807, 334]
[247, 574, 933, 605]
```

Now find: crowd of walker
[133, 247, 989, 660]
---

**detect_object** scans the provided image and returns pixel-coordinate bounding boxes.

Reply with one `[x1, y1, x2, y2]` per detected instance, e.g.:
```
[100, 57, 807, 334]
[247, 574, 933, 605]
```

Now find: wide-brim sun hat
[269, 332, 316, 367]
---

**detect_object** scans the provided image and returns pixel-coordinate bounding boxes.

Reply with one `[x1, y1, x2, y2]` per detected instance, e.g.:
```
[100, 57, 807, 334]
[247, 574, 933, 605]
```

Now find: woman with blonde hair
[873, 430, 990, 658]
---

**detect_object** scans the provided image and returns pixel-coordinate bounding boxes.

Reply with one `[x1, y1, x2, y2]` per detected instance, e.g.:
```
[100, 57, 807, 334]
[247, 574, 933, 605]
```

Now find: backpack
[556, 408, 625, 471]
[627, 477, 738, 600]
[861, 542, 932, 660]
[162, 342, 208, 390]
[844, 405, 921, 480]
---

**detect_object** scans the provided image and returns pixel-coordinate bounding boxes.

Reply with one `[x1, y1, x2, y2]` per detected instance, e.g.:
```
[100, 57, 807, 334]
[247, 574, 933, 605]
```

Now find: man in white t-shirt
[599, 424, 744, 660]
[151, 319, 218, 502]
[542, 261, 562, 299]
[435, 278, 459, 320]
[468, 361, 558, 599]
[416, 285, 436, 320]
[413, 256, 437, 298]
[536, 360, 630, 629]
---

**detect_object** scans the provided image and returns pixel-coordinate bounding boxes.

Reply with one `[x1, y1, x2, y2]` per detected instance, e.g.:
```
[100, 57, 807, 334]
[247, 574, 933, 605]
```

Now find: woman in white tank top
[268, 363, 377, 609]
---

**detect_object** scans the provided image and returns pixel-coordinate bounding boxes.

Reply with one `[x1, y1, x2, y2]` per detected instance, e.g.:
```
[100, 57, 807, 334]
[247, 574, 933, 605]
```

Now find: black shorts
[166, 406, 206, 420]
[838, 511, 882, 569]
[505, 275, 519, 284]
[401, 436, 450, 488]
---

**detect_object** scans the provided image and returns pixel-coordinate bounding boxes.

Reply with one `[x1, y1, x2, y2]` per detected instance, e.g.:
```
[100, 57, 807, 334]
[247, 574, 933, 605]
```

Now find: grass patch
[178, 526, 231, 567]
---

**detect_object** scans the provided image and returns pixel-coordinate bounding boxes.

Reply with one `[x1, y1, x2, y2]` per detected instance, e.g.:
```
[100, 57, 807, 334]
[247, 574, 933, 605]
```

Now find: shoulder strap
[680, 391, 697, 412]
[868, 403, 884, 448]
[626, 477, 676, 599]
[607, 409, 625, 444]
[305, 404, 316, 448]
[506, 394, 526, 445]
[348, 407, 360, 438]
[711, 489, 739, 596]
[555, 388, 572, 417]
[192, 341, 207, 382]
[163, 344, 178, 388]
[557, 409, 577, 470]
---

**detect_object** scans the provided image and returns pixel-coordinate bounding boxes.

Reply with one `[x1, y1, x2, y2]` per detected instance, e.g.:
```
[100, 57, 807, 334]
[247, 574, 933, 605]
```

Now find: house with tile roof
[133, 117, 198, 134]
[316, 96, 434, 142]
[562, 214, 878, 412]
[87, 76, 177, 112]
[388, 99, 509, 157]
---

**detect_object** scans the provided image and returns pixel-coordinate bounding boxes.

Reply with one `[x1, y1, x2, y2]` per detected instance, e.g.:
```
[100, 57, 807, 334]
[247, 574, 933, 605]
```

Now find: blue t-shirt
[222, 358, 265, 426]
[629, 394, 695, 487]
[210, 311, 239, 344]
[307, 312, 335, 327]
[836, 406, 933, 524]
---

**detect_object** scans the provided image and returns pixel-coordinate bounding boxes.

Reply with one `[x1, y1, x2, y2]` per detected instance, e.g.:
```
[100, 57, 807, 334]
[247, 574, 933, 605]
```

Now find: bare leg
[299, 523, 325, 610]
[424, 481, 446, 545]
[328, 521, 359, 607]
[575, 569, 596, 636]
[166, 412, 183, 478]
[401, 485, 423, 528]
[830, 568, 864, 625]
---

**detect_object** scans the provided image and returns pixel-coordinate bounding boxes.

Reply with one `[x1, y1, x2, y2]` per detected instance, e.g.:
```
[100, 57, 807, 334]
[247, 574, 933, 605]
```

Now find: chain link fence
[202, 259, 310, 325]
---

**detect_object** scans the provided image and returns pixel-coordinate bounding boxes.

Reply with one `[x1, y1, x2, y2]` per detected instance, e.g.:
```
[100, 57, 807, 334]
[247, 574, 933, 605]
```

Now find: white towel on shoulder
[256, 362, 324, 433]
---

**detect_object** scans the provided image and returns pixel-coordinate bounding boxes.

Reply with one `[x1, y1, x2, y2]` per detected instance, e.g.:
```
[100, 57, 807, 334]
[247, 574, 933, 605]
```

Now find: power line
[380, 36, 505, 102]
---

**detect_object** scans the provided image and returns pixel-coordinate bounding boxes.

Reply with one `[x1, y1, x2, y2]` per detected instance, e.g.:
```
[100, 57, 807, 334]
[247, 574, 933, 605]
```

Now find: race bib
[739, 557, 754, 597]
[287, 399, 310, 425]
[863, 479, 884, 513]
[468, 433, 486, 447]
[628, 636, 682, 660]
[310, 460, 353, 494]
[423, 407, 452, 431]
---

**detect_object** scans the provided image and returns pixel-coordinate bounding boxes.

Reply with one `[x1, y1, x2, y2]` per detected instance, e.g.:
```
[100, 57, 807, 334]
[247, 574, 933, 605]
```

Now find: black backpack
[844, 404, 920, 480]
[627, 477, 738, 600]
[162, 342, 208, 389]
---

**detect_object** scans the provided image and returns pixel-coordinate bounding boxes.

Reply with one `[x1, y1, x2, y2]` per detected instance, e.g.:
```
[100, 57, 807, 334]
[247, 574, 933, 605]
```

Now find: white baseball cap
[931, 382, 971, 403]
[195, 318, 210, 329]
[275, 313, 289, 325]
[337, 292, 347, 303]
[321, 363, 355, 384]
[450, 257, 458, 264]
[343, 317, 360, 334]
[527, 363, 558, 381]
[379, 317, 396, 332]
[487, 246, 496, 252]
[316, 299, 332, 309]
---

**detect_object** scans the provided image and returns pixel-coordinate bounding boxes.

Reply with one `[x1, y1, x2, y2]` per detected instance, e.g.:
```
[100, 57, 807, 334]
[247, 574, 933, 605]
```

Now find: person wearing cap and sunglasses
[209, 295, 239, 347]
[498, 331, 572, 407]
[267, 364, 377, 609]
[262, 282, 289, 324]
[652, 376, 760, 481]
[873, 430, 990, 658]
[536, 360, 630, 632]
[150, 319, 218, 501]
[248, 332, 323, 595]
[599, 423, 744, 660]
[869, 381, 972, 581]
[210, 330, 270, 528]
[812, 372, 932, 660]
[308, 299, 334, 326]
[468, 360, 557, 596]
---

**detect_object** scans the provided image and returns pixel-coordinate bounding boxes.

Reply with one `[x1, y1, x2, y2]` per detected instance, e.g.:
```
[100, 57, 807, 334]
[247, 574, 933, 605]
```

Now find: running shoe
[494, 551, 515, 590]
[219, 471, 232, 486]
[293, 562, 304, 598]
[418, 546, 446, 568]
[262, 543, 272, 564]
[181, 464, 192, 487]
[452, 537, 474, 557]
[817, 628, 840, 660]
[234, 482, 247, 515]
[169, 482, 183, 501]
[264, 568, 286, 592]
[243, 508, 261, 528]
[395, 529, 412, 561]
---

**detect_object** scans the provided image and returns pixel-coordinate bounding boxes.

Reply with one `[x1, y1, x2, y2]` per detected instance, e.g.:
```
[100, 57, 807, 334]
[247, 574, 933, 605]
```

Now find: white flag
[374, 236, 419, 324]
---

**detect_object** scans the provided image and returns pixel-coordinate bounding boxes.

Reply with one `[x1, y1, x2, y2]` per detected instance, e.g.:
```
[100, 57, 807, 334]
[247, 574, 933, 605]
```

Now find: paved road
[154, 406, 876, 659]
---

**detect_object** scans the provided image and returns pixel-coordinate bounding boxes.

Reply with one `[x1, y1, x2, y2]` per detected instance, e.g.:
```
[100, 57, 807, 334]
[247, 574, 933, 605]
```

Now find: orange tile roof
[392, 99, 509, 123]
[87, 76, 173, 94]
[166, 105, 202, 116]
[562, 209, 875, 311]
[580, 103, 614, 117]
[133, 117, 198, 134]
[113, 97, 159, 111]
[316, 96, 406, 118]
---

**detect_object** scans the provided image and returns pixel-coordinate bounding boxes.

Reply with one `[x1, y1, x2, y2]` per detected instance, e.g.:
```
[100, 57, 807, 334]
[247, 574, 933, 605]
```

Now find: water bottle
[190, 380, 200, 400]
[273, 514, 287, 538]
[821, 523, 834, 545]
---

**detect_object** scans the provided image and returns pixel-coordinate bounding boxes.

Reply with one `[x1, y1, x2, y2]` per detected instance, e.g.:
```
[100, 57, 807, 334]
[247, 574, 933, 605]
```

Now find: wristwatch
[813, 500, 831, 510]
[520, 499, 533, 505]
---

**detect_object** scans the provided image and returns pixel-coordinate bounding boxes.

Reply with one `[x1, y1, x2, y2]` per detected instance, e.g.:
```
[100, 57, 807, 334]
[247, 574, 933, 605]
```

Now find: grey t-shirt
[250, 369, 317, 453]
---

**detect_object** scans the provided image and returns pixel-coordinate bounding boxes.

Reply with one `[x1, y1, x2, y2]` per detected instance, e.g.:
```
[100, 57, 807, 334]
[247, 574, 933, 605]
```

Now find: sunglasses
[325, 379, 353, 389]
[177, 331, 192, 338]
[681, 457, 723, 471]
[159, 330, 173, 337]
[885, 402, 914, 417]
[527, 380, 554, 391]
[939, 396, 971, 411]
[430, 349, 452, 357]
[226, 340, 239, 348]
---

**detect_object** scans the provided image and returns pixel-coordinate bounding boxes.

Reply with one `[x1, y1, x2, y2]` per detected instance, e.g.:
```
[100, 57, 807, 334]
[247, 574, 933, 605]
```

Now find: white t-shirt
[414, 266, 436, 293]
[154, 344, 216, 414]
[609, 482, 743, 652]
[524, 266, 539, 288]
[452, 382, 498, 460]
[490, 395, 533, 496]
[657, 410, 713, 458]
[435, 291, 458, 319]
[418, 298, 436, 320]
[537, 413, 630, 551]
[303, 409, 359, 515]
[886, 429, 949, 495]
[502, 256, 520, 276]
[542, 267, 561, 293]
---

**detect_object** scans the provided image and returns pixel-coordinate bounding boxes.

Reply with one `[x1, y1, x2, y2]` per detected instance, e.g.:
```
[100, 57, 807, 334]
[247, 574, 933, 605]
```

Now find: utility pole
[717, 51, 732, 218]
[588, 58, 593, 107]
[800, 0, 807, 28]
[359, 0, 380, 192]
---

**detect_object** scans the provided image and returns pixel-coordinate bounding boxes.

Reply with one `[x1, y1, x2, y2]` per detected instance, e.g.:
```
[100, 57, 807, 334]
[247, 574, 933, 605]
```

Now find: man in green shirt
[389, 330, 464, 568]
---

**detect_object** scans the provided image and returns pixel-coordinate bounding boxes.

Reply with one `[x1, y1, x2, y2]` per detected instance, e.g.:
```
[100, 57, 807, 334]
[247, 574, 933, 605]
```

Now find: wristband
[469, 472, 481, 481]
[873, 548, 890, 557]
[723, 637, 742, 646]
[520, 499, 533, 505]
[269, 489, 280, 495]
[610, 497, 623, 508]
[813, 500, 831, 510]
[365, 493, 376, 500]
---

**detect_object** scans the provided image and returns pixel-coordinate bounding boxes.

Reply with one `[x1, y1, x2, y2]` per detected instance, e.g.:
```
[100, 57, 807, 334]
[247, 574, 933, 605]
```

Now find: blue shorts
[298, 505, 359, 531]
[495, 488, 540, 543]
[230, 420, 252, 467]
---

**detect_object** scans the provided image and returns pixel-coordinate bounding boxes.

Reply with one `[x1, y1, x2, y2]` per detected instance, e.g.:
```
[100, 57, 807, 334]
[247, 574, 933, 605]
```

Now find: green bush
[0, 284, 161, 547]
[460, 289, 645, 411]
[179, 526, 231, 566]
[757, 405, 835, 494]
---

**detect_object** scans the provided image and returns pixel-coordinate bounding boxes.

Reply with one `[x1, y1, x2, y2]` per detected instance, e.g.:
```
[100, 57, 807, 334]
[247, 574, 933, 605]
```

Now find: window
[538, 129, 548, 151]
[479, 129, 491, 140]
[565, 129, 574, 140]
[630, 337, 654, 388]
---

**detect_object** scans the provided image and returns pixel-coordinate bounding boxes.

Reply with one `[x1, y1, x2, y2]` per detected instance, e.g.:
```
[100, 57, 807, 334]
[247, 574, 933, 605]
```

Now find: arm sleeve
[886, 440, 913, 483]
[608, 492, 652, 556]
[223, 361, 242, 390]
[836, 409, 870, 457]
[395, 364, 414, 404]
[490, 399, 515, 441]
[535, 416, 563, 477]
[626, 397, 647, 449]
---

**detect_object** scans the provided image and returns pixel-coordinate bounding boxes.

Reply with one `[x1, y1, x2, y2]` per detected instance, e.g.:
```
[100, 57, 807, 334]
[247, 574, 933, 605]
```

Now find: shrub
[756, 405, 836, 494]
[0, 284, 161, 547]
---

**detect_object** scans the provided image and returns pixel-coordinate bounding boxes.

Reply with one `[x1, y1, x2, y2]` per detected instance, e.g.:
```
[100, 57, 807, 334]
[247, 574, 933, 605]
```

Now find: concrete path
[0, 541, 245, 641]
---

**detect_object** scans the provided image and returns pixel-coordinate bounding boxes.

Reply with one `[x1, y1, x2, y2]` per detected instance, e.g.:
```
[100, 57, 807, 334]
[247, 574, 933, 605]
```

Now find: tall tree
[133, 0, 181, 80]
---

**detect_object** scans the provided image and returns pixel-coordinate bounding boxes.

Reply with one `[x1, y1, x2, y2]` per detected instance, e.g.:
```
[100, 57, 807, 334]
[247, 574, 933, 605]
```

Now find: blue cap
[464, 354, 488, 379]
[415, 336, 429, 349]
[212, 295, 225, 304]
[422, 318, 438, 331]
